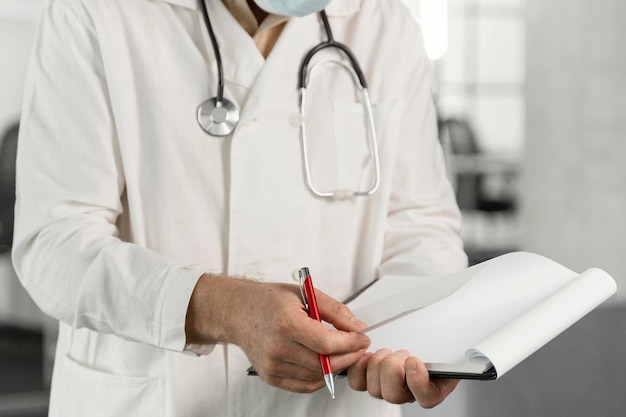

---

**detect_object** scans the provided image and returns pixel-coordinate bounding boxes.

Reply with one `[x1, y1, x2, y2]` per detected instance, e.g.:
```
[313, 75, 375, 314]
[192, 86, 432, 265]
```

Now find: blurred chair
[439, 117, 518, 213]
[438, 117, 520, 264]
[0, 123, 55, 396]
[0, 123, 18, 254]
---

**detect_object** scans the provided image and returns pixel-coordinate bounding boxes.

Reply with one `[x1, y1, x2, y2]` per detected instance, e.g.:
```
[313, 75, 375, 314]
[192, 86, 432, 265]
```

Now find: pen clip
[298, 267, 309, 310]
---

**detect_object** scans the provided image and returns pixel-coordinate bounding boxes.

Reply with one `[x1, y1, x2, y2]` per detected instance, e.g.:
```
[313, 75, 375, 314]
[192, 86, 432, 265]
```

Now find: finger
[347, 351, 372, 391]
[263, 374, 326, 394]
[247, 321, 323, 373]
[315, 290, 369, 332]
[329, 347, 369, 373]
[292, 317, 370, 357]
[256, 313, 368, 376]
[378, 350, 416, 404]
[365, 348, 392, 399]
[275, 325, 368, 374]
[405, 357, 460, 409]
[265, 344, 368, 381]
[257, 356, 324, 382]
[281, 341, 367, 376]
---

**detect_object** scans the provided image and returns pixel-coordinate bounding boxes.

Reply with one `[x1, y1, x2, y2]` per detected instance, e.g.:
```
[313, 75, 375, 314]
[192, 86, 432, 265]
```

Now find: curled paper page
[347, 252, 617, 379]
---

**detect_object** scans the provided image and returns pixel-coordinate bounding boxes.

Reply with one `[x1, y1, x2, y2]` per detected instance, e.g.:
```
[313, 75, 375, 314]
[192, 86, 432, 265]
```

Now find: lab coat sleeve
[377, 15, 468, 279]
[12, 0, 200, 352]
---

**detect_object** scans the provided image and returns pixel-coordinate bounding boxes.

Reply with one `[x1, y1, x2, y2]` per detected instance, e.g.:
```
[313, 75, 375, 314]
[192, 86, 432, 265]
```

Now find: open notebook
[347, 252, 617, 380]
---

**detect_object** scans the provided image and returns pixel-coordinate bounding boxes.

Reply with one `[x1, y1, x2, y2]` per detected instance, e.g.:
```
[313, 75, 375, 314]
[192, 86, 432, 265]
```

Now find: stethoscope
[196, 1, 380, 199]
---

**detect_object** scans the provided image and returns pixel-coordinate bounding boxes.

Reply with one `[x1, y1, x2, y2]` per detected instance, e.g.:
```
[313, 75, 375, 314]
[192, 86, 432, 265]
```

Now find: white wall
[0, 2, 40, 135]
[404, 0, 626, 415]
[436, 0, 527, 155]
[521, 0, 626, 304]
[0, 1, 43, 326]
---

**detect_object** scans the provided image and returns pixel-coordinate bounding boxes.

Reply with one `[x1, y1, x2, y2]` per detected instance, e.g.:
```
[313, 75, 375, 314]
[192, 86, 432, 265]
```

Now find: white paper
[468, 267, 617, 376]
[347, 252, 617, 378]
[349, 271, 475, 330]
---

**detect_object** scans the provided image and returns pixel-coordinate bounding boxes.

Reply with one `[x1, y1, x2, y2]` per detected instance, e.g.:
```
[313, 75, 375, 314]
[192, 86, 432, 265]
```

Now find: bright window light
[420, 0, 448, 60]
[401, 0, 449, 61]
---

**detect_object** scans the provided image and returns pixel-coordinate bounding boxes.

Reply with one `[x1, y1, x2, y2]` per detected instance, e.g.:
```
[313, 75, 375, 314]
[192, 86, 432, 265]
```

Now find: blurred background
[0, 0, 624, 416]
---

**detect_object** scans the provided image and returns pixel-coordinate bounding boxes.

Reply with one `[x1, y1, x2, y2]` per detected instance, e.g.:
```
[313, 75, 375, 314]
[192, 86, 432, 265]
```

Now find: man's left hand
[347, 349, 459, 408]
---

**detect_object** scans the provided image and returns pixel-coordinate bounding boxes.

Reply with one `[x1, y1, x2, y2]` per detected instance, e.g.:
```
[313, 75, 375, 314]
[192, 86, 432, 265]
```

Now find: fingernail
[360, 336, 371, 349]
[406, 357, 419, 374]
[351, 317, 368, 329]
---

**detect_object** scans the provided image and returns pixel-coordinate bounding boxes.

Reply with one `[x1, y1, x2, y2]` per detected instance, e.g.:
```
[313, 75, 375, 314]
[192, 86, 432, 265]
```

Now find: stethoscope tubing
[197, 1, 380, 199]
[298, 11, 368, 90]
[199, 0, 225, 102]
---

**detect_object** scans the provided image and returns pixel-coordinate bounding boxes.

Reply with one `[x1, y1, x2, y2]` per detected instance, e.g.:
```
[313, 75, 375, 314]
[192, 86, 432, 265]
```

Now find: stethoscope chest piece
[197, 97, 239, 137]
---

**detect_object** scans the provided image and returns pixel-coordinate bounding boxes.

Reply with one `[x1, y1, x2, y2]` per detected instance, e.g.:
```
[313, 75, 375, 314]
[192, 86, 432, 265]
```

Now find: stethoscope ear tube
[297, 11, 379, 199]
[298, 42, 368, 90]
[299, 60, 380, 199]
[298, 11, 368, 90]
[199, 0, 224, 102]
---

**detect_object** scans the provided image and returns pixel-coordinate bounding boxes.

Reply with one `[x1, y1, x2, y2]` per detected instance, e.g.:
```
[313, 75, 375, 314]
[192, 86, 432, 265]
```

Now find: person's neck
[246, 0, 269, 24]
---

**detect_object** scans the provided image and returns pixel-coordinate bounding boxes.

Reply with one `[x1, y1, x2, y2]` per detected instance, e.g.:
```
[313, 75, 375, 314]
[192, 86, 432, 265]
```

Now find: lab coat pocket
[52, 354, 164, 417]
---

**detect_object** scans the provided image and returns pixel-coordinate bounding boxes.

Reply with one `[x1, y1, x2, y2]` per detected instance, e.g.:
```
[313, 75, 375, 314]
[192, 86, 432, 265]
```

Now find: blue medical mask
[253, 0, 332, 17]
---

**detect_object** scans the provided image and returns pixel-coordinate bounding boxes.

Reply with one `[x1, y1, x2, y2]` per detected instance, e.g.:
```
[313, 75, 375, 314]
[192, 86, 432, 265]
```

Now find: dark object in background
[0, 122, 18, 253]
[439, 118, 517, 213]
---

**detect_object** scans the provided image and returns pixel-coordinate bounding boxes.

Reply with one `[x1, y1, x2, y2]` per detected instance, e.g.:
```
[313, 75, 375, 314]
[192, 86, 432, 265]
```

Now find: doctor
[13, 0, 467, 415]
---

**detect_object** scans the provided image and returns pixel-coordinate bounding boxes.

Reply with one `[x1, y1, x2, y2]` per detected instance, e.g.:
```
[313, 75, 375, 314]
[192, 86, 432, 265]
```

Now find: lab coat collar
[236, 0, 362, 127]
[203, 0, 265, 91]
[236, 12, 319, 128]
[150, 0, 362, 15]
[153, 0, 362, 127]
[325, 0, 361, 17]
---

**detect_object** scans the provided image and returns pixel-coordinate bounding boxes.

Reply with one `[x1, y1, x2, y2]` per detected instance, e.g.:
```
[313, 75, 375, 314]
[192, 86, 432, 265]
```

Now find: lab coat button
[184, 264, 202, 270]
[289, 113, 303, 127]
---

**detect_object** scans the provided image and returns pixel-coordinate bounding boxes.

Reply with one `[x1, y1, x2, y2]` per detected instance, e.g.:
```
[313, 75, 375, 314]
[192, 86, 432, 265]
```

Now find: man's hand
[347, 349, 459, 408]
[186, 274, 370, 393]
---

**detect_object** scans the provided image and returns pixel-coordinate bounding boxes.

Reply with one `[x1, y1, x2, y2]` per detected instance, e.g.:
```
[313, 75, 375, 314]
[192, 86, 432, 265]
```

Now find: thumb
[315, 289, 369, 332]
[405, 356, 460, 409]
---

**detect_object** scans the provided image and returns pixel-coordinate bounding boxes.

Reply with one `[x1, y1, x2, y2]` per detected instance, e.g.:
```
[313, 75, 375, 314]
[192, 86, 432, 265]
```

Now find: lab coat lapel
[237, 14, 322, 128]
[190, 0, 364, 126]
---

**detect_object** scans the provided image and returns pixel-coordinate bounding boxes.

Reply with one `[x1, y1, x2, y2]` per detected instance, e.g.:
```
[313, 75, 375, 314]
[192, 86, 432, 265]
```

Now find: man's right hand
[185, 274, 370, 393]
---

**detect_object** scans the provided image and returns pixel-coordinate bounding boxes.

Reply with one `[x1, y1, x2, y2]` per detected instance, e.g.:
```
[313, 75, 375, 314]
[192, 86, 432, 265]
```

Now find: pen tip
[324, 374, 336, 400]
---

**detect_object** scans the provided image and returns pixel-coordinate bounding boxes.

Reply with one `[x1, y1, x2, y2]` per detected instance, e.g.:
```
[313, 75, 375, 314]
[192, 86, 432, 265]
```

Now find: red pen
[298, 267, 335, 399]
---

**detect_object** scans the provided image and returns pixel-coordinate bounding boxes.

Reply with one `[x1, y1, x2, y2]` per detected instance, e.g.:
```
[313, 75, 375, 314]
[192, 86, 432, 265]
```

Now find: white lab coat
[13, 0, 467, 415]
